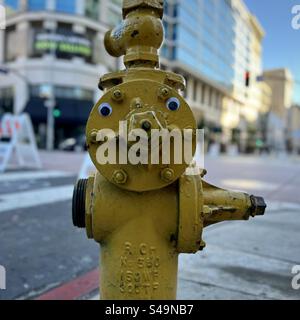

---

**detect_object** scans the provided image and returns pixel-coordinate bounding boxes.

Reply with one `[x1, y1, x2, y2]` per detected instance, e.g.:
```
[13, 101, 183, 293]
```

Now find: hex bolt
[141, 120, 152, 132]
[89, 130, 98, 144]
[112, 89, 124, 102]
[158, 87, 170, 100]
[161, 168, 175, 183]
[113, 170, 128, 185]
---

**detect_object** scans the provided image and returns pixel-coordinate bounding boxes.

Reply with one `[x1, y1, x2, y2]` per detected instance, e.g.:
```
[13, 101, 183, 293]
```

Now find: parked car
[58, 135, 87, 152]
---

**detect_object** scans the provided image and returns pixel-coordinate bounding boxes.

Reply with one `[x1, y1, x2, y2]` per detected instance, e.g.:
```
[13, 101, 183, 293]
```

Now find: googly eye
[166, 97, 180, 111]
[98, 103, 112, 117]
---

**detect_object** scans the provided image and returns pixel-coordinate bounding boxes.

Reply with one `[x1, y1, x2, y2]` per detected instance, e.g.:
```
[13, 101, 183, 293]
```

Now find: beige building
[226, 0, 271, 152]
[263, 69, 294, 151]
[287, 105, 300, 154]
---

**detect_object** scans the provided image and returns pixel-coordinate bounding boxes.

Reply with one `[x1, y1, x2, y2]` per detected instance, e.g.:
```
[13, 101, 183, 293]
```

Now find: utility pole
[45, 26, 56, 151]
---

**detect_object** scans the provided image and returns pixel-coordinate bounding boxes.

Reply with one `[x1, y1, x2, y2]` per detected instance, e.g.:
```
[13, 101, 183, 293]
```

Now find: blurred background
[0, 0, 299, 300]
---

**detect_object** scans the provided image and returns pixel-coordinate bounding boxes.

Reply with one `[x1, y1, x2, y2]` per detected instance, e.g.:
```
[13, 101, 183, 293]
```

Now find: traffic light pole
[45, 97, 55, 151]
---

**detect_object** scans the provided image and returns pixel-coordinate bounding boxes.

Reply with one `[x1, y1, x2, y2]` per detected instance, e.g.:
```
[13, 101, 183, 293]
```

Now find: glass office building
[163, 0, 236, 91]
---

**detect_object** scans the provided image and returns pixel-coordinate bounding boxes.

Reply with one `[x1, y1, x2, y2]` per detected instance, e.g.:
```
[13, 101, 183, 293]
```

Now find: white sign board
[0, 113, 42, 173]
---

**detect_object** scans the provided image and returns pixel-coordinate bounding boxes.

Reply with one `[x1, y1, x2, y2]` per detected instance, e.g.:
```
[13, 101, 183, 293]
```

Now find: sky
[244, 0, 300, 104]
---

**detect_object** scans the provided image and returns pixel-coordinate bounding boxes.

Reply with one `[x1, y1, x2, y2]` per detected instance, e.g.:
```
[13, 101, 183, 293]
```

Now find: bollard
[72, 0, 266, 300]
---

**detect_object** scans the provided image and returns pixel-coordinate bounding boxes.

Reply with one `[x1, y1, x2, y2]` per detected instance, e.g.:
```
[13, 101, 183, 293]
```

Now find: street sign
[0, 113, 42, 173]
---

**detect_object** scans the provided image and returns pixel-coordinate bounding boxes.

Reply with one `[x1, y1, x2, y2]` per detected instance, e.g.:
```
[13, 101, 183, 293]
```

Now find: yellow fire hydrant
[72, 0, 266, 300]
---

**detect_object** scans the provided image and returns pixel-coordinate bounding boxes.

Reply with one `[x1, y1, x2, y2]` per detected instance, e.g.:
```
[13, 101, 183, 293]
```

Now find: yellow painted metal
[87, 172, 179, 300]
[73, 0, 266, 301]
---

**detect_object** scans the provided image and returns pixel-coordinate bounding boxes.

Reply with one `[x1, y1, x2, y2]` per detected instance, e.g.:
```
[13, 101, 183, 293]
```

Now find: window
[56, 0, 76, 14]
[201, 84, 205, 104]
[27, 0, 46, 11]
[5, 0, 19, 15]
[85, 0, 99, 20]
[5, 0, 19, 10]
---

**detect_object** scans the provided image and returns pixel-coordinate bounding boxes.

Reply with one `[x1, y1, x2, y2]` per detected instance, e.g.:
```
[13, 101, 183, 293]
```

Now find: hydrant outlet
[72, 179, 88, 228]
[250, 195, 267, 217]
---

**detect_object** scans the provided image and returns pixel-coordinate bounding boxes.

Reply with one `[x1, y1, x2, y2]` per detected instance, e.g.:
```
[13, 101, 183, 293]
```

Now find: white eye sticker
[99, 103, 113, 117]
[166, 97, 181, 111]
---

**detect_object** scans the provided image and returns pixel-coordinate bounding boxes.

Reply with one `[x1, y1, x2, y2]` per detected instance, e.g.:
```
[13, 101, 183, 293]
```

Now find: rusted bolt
[200, 169, 207, 178]
[89, 130, 98, 144]
[158, 87, 170, 100]
[199, 240, 206, 251]
[112, 89, 124, 102]
[141, 120, 152, 131]
[113, 170, 128, 185]
[131, 98, 143, 109]
[160, 168, 175, 183]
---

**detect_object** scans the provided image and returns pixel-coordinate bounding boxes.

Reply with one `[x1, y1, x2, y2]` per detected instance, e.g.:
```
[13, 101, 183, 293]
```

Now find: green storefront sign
[34, 31, 92, 59]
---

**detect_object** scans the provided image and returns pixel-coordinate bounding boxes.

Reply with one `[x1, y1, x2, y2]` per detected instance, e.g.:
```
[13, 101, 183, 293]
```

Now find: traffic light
[245, 71, 250, 87]
[53, 107, 61, 118]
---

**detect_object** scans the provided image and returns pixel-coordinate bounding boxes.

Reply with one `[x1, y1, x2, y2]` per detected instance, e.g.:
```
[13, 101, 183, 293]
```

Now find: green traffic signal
[53, 108, 61, 118]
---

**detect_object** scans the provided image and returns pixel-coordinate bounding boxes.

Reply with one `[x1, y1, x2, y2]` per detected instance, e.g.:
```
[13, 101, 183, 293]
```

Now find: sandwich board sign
[0, 113, 42, 173]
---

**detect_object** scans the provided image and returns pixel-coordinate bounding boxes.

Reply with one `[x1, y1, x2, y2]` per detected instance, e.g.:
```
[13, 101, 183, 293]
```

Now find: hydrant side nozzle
[250, 195, 267, 217]
[72, 179, 88, 228]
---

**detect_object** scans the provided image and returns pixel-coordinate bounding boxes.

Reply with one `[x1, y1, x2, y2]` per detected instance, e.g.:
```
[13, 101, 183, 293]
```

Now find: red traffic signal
[245, 71, 250, 87]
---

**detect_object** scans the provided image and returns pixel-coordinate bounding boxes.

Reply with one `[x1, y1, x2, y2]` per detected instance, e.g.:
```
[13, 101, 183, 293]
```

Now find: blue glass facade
[28, 0, 46, 11]
[5, 0, 19, 10]
[163, 0, 236, 90]
[55, 0, 76, 14]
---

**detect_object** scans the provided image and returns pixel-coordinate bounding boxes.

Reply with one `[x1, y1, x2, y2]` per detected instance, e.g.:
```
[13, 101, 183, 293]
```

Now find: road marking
[35, 268, 99, 300]
[0, 185, 74, 213]
[0, 170, 73, 182]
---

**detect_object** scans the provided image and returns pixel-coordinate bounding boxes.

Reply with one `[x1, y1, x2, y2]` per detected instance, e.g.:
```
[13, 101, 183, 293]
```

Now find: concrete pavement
[0, 151, 299, 300]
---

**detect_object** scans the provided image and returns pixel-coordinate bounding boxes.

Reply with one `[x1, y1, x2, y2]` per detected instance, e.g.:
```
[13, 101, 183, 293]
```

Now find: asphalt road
[0, 154, 299, 300]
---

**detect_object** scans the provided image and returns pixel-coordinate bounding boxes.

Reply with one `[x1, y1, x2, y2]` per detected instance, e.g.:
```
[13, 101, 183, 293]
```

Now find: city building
[0, 0, 122, 148]
[263, 68, 294, 152]
[0, 0, 271, 153]
[161, 0, 269, 153]
[287, 105, 300, 154]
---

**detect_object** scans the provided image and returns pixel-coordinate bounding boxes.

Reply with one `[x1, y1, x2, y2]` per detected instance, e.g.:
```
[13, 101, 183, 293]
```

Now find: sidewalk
[39, 150, 85, 174]
[35, 199, 300, 300]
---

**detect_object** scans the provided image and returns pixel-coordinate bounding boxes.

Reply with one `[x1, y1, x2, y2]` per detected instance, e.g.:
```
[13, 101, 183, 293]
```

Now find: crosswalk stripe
[0, 185, 74, 213]
[0, 171, 74, 182]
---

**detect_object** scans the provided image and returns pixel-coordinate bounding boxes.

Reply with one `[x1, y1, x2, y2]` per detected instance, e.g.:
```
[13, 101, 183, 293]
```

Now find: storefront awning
[24, 97, 94, 125]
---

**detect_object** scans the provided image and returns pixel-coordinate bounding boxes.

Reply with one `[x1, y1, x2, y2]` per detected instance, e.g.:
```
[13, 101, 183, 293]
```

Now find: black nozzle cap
[72, 179, 88, 228]
[250, 195, 267, 217]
